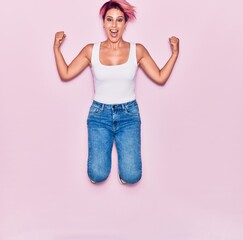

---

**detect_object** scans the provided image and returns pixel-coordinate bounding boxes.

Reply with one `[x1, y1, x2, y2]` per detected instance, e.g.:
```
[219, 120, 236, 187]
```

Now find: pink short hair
[99, 0, 136, 22]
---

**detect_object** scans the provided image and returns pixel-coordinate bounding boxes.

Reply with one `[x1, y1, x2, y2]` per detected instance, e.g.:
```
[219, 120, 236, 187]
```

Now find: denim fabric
[87, 100, 142, 184]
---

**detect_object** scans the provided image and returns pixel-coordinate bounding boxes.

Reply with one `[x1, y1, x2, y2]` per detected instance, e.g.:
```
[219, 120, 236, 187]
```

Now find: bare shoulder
[78, 43, 94, 62]
[84, 43, 94, 51]
[83, 43, 94, 56]
[136, 43, 146, 52]
[136, 43, 149, 64]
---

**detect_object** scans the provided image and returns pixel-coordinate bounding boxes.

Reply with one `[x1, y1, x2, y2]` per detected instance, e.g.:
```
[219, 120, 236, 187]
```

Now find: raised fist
[54, 31, 66, 49]
[169, 36, 179, 55]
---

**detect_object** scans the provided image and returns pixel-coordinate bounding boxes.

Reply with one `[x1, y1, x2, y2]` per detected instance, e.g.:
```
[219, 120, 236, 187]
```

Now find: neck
[104, 38, 125, 50]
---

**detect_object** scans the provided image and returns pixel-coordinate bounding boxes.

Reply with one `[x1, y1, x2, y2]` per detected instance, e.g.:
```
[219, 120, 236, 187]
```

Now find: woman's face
[103, 8, 127, 43]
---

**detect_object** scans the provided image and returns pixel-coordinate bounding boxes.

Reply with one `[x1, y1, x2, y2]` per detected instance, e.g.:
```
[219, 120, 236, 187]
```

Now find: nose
[112, 20, 117, 28]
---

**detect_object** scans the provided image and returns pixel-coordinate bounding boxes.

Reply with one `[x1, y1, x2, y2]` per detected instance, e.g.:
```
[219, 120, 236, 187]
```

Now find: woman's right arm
[53, 31, 92, 81]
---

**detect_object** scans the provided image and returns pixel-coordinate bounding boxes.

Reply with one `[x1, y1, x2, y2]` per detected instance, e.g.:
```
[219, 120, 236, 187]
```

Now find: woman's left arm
[137, 36, 179, 85]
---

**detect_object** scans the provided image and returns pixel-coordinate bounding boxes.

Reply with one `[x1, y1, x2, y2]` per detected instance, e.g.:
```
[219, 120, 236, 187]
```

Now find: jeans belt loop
[101, 104, 104, 111]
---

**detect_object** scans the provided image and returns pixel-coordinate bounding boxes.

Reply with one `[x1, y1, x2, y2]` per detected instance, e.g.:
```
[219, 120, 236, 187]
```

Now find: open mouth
[110, 29, 118, 38]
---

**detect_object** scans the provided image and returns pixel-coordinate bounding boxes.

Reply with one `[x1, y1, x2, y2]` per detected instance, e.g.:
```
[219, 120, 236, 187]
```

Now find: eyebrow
[106, 16, 124, 18]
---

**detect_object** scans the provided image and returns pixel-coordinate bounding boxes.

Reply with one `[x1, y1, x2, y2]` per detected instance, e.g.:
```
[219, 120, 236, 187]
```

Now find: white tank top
[91, 42, 138, 104]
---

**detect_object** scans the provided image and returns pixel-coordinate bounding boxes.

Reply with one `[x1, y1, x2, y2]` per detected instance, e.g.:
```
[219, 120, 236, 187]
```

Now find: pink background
[1, 0, 243, 239]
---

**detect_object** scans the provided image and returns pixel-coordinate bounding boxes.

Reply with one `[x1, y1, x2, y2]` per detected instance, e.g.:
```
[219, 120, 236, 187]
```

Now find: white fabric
[91, 42, 138, 104]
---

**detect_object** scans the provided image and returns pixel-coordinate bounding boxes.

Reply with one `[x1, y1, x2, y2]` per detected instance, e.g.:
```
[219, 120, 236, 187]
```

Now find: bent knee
[88, 167, 110, 183]
[121, 169, 142, 184]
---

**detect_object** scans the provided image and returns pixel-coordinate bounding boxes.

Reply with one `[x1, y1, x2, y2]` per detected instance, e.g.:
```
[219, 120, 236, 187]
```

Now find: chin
[108, 36, 122, 43]
[110, 39, 118, 43]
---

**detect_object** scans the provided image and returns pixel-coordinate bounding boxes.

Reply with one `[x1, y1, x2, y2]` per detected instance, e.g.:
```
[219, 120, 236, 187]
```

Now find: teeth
[110, 29, 118, 33]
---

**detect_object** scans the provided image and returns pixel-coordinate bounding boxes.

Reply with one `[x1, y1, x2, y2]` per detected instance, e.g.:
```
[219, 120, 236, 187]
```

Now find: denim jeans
[87, 100, 142, 184]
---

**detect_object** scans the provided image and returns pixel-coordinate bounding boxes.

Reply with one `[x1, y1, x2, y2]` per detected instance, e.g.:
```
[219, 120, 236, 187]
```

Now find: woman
[53, 0, 179, 185]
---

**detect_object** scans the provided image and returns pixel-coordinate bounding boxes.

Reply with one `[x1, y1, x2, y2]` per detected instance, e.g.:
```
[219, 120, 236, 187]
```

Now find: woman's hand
[54, 31, 66, 49]
[169, 36, 179, 56]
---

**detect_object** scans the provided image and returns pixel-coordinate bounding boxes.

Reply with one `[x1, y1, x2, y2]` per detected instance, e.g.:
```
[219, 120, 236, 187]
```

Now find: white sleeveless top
[91, 42, 138, 104]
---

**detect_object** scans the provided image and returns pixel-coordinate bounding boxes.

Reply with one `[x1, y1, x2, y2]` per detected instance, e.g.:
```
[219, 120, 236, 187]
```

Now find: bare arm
[137, 36, 179, 85]
[53, 31, 92, 81]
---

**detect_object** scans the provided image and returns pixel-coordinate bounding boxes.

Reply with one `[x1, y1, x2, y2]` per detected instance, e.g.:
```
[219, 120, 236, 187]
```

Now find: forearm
[159, 52, 179, 85]
[53, 47, 69, 81]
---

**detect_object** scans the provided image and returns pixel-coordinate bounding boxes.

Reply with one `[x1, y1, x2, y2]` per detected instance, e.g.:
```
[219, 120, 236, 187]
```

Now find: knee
[120, 169, 142, 184]
[88, 166, 110, 183]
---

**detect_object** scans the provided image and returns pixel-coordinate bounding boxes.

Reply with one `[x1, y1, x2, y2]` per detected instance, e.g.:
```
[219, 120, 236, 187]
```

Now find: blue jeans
[87, 100, 142, 184]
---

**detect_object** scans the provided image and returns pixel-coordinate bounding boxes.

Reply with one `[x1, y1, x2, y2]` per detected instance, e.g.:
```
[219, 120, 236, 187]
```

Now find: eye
[117, 18, 124, 22]
[106, 18, 112, 22]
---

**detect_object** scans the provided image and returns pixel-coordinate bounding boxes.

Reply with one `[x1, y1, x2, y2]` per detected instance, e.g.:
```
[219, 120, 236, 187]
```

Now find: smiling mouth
[110, 29, 118, 37]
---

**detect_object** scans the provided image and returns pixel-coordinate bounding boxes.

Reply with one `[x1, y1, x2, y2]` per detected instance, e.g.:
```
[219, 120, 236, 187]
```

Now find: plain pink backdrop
[1, 0, 243, 239]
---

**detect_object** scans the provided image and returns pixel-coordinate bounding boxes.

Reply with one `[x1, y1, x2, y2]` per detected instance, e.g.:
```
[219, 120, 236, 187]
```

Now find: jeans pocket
[125, 103, 140, 116]
[89, 105, 102, 115]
